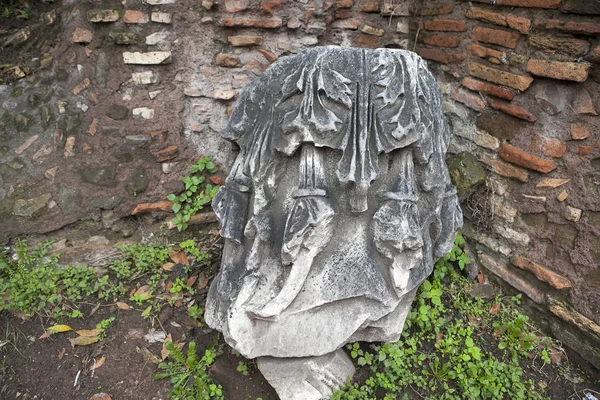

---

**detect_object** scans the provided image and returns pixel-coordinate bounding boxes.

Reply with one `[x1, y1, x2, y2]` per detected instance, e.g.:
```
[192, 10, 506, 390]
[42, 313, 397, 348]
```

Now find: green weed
[332, 233, 553, 400]
[155, 341, 224, 400]
[167, 156, 220, 232]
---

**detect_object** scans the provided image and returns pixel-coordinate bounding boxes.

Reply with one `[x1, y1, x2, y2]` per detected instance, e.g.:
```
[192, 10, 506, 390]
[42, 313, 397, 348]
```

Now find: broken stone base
[257, 349, 355, 400]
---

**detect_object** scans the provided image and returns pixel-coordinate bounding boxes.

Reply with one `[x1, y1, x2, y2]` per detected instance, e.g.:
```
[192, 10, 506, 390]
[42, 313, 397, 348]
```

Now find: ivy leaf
[172, 203, 181, 214]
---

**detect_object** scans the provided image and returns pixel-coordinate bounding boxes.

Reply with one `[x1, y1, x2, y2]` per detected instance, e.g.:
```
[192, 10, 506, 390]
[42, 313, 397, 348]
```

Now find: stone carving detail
[205, 47, 462, 399]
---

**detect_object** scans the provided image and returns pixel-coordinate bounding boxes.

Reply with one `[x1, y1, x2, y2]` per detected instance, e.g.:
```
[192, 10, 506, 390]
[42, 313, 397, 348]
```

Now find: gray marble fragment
[204, 46, 462, 399]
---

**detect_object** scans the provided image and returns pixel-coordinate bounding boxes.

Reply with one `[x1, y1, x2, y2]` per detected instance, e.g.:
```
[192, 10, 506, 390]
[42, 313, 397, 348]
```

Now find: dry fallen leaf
[477, 270, 485, 284]
[116, 302, 130, 311]
[136, 346, 161, 365]
[550, 348, 562, 364]
[196, 272, 209, 290]
[467, 314, 479, 326]
[169, 249, 189, 266]
[48, 324, 73, 334]
[90, 356, 106, 371]
[187, 275, 198, 287]
[161, 333, 173, 360]
[58, 348, 66, 360]
[69, 335, 101, 346]
[161, 262, 175, 272]
[489, 303, 501, 315]
[76, 329, 102, 337]
[133, 285, 152, 301]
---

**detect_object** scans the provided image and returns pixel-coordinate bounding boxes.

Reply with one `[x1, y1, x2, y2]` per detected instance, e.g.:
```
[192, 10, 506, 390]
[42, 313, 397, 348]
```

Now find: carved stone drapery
[205, 47, 462, 399]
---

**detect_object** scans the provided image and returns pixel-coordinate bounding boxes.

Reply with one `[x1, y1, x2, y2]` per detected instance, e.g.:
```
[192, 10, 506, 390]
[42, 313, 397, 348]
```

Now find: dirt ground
[0, 303, 278, 400]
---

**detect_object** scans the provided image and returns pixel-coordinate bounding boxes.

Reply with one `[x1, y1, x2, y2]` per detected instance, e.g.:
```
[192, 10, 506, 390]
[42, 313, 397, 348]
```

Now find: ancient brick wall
[1, 0, 598, 368]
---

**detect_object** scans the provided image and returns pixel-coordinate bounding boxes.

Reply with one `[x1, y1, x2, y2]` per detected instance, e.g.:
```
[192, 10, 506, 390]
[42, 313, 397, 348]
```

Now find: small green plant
[155, 341, 224, 400]
[167, 156, 220, 232]
[96, 316, 115, 339]
[0, 240, 104, 316]
[170, 278, 195, 297]
[179, 239, 210, 265]
[188, 304, 204, 327]
[236, 361, 249, 376]
[332, 233, 552, 400]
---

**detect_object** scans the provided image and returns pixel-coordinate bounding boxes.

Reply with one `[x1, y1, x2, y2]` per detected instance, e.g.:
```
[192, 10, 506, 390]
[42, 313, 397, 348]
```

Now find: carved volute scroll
[205, 46, 462, 399]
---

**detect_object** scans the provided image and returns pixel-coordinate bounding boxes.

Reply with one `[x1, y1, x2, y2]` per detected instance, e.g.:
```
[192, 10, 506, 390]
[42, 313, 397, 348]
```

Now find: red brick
[479, 254, 544, 304]
[493, 0, 559, 7]
[261, 0, 283, 15]
[216, 53, 241, 67]
[228, 35, 263, 46]
[225, 0, 249, 12]
[417, 48, 466, 64]
[570, 121, 591, 140]
[462, 77, 514, 101]
[359, 1, 380, 12]
[511, 255, 571, 289]
[588, 45, 600, 63]
[534, 19, 600, 35]
[487, 97, 536, 122]
[72, 78, 90, 95]
[466, 7, 507, 26]
[561, 0, 600, 15]
[481, 156, 529, 182]
[152, 145, 179, 162]
[467, 44, 503, 64]
[506, 14, 531, 34]
[417, 3, 454, 15]
[530, 135, 567, 158]
[123, 10, 148, 23]
[131, 201, 173, 215]
[573, 90, 597, 115]
[422, 19, 466, 32]
[499, 143, 557, 173]
[72, 27, 93, 43]
[220, 16, 282, 28]
[472, 26, 520, 49]
[336, 0, 353, 8]
[257, 48, 277, 63]
[355, 35, 380, 48]
[579, 145, 594, 156]
[335, 9, 353, 19]
[452, 88, 486, 111]
[87, 118, 98, 136]
[468, 63, 534, 91]
[528, 35, 590, 57]
[526, 59, 591, 82]
[420, 33, 462, 48]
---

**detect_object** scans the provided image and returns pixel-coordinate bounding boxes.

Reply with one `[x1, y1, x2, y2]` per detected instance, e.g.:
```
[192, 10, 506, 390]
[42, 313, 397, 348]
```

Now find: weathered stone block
[204, 47, 462, 398]
[468, 63, 534, 91]
[72, 27, 93, 43]
[123, 51, 172, 65]
[88, 9, 120, 23]
[110, 30, 137, 45]
[447, 152, 487, 200]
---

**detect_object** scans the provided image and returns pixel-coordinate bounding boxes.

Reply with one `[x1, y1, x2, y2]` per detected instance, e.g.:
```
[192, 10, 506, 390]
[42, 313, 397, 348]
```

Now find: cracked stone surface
[205, 47, 463, 399]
